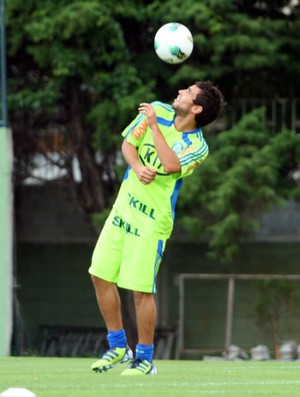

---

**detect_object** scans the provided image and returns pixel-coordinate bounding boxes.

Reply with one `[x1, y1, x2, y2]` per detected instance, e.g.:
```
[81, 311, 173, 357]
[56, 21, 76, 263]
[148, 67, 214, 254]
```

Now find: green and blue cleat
[121, 358, 157, 376]
[91, 345, 133, 373]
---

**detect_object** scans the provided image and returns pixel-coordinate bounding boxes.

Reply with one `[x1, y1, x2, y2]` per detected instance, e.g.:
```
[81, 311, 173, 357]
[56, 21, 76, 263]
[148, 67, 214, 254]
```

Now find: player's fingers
[138, 103, 153, 113]
[141, 172, 156, 184]
[146, 167, 156, 175]
[142, 178, 155, 185]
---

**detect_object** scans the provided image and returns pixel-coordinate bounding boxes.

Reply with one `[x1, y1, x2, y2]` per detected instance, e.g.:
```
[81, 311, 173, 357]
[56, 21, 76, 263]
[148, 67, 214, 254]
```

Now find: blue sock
[107, 329, 127, 348]
[136, 343, 154, 363]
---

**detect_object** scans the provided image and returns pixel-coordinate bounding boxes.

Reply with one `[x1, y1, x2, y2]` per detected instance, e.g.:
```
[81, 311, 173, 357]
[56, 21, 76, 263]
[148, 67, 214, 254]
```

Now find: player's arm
[138, 103, 181, 174]
[121, 139, 157, 185]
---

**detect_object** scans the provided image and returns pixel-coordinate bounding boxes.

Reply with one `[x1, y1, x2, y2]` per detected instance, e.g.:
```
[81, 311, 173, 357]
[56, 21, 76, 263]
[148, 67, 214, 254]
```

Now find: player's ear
[192, 104, 203, 115]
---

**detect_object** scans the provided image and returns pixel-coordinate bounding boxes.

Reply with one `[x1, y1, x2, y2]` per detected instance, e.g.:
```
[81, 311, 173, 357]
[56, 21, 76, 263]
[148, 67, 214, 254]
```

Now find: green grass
[1, 358, 300, 397]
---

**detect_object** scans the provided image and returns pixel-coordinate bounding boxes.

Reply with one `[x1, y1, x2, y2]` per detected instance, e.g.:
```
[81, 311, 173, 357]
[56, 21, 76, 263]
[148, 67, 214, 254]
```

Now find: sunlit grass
[1, 357, 300, 397]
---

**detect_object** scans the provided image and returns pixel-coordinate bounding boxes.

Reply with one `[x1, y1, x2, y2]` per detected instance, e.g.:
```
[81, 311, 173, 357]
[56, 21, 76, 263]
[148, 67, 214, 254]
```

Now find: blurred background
[1, 0, 300, 360]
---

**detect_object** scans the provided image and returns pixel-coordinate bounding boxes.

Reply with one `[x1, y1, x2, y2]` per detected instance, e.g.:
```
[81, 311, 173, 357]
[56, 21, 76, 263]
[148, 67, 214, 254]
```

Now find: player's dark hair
[193, 81, 225, 127]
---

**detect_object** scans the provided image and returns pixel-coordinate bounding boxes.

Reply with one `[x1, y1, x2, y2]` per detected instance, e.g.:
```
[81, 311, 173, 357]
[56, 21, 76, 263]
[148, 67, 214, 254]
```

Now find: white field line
[117, 380, 300, 387]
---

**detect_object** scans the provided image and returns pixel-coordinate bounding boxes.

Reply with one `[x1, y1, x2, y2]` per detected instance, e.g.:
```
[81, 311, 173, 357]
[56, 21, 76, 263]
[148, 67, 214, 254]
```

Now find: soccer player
[89, 81, 225, 375]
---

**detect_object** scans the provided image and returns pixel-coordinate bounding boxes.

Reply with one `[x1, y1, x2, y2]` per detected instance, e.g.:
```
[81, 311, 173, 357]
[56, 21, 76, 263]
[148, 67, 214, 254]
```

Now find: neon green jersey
[112, 101, 209, 239]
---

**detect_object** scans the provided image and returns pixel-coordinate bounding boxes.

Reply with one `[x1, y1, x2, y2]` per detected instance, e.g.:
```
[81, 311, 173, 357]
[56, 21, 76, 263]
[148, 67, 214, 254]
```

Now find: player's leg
[91, 276, 123, 331]
[90, 276, 133, 372]
[119, 236, 166, 376]
[121, 291, 157, 376]
[122, 291, 157, 375]
[89, 212, 133, 372]
[133, 291, 156, 346]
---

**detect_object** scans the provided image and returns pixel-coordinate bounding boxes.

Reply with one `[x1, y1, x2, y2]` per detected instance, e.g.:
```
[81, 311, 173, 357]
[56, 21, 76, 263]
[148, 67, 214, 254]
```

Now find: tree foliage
[178, 108, 300, 261]
[8, 0, 155, 211]
[7, 0, 300, 257]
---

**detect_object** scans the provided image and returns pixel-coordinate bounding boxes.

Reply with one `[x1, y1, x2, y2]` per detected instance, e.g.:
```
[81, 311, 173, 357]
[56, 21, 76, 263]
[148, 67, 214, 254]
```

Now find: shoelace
[100, 348, 119, 360]
[131, 358, 144, 368]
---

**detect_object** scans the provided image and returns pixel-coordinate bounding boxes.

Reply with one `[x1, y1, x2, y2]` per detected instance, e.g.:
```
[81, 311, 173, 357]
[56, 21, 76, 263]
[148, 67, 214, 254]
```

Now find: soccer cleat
[91, 345, 133, 373]
[121, 358, 157, 376]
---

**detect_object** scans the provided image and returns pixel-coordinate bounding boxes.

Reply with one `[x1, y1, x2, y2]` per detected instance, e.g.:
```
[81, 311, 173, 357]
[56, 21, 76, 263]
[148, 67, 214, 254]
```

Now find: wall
[14, 243, 99, 353]
[14, 240, 300, 358]
[14, 184, 300, 358]
[15, 183, 95, 243]
[0, 127, 13, 356]
[163, 241, 300, 358]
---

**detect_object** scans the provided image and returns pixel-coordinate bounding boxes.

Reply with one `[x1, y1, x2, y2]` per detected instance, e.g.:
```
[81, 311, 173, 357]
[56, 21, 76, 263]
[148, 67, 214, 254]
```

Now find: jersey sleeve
[121, 113, 148, 147]
[176, 139, 209, 178]
[121, 102, 167, 147]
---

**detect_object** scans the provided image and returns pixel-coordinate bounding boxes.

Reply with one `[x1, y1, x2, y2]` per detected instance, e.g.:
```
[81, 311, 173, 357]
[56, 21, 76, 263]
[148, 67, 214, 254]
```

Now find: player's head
[193, 81, 225, 127]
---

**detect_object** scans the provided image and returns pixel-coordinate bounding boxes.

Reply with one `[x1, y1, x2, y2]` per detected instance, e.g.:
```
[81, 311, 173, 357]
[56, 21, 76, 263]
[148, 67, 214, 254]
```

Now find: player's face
[172, 84, 201, 114]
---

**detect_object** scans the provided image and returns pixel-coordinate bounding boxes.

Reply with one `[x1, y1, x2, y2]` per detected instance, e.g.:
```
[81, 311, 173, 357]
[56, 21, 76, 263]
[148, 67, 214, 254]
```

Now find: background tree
[177, 108, 300, 261]
[254, 279, 296, 359]
[8, 0, 156, 214]
[7, 0, 300, 255]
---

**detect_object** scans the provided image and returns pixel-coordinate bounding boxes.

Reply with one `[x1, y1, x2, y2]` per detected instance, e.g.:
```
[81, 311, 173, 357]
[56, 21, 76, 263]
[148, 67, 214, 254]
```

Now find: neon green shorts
[88, 210, 166, 293]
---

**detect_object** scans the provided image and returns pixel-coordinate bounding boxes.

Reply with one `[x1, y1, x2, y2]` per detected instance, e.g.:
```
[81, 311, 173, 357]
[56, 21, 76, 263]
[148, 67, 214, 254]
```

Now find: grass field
[1, 357, 300, 397]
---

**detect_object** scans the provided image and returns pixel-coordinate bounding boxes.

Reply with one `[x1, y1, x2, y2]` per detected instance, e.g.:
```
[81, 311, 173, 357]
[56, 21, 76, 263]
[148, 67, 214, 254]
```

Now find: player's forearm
[121, 139, 141, 173]
[150, 124, 181, 174]
[121, 139, 157, 184]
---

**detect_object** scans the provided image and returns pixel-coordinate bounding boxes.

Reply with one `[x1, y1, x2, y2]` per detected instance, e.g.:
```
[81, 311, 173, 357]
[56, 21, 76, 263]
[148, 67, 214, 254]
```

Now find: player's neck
[174, 115, 197, 132]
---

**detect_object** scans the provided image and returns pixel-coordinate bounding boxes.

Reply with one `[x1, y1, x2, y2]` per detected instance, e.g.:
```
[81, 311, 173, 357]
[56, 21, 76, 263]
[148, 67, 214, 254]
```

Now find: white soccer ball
[0, 388, 36, 397]
[154, 22, 193, 64]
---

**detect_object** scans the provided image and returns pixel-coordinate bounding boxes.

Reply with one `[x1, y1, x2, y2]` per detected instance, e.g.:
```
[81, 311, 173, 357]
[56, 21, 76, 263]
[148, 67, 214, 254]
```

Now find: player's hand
[134, 164, 157, 184]
[138, 103, 157, 129]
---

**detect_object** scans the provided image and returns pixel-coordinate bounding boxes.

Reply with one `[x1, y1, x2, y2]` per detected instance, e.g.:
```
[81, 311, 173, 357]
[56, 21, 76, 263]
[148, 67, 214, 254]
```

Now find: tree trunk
[68, 78, 107, 213]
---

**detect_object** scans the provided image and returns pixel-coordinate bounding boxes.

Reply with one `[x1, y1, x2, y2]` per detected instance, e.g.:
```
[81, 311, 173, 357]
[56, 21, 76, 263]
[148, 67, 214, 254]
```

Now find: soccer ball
[0, 388, 36, 397]
[154, 22, 193, 64]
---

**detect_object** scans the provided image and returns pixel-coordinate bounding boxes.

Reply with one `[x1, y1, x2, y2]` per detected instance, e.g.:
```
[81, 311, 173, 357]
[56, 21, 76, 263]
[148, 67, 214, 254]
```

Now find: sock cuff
[136, 343, 154, 350]
[107, 329, 127, 348]
[136, 343, 154, 362]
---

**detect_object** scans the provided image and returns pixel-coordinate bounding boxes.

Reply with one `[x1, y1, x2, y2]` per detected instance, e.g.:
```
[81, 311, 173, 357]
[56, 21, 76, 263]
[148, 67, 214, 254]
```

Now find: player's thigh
[118, 234, 166, 293]
[89, 214, 125, 282]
